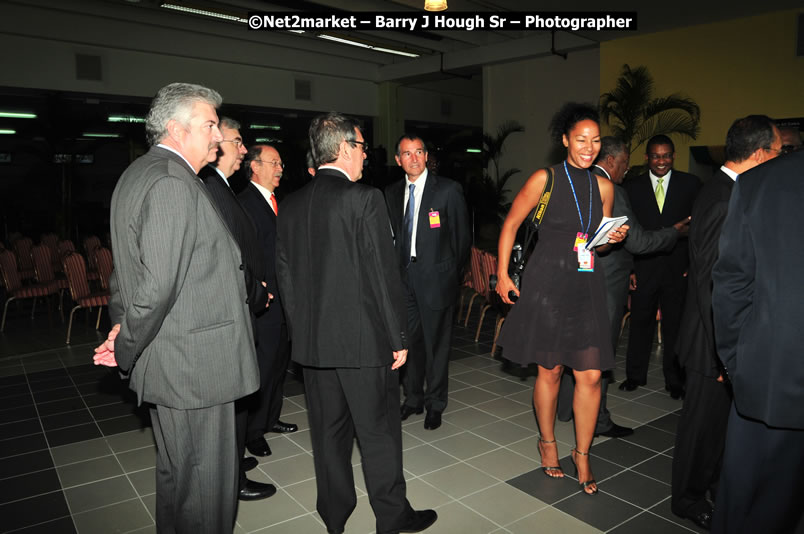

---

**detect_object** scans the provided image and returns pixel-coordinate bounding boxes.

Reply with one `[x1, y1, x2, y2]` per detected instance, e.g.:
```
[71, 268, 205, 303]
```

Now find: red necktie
[271, 194, 278, 215]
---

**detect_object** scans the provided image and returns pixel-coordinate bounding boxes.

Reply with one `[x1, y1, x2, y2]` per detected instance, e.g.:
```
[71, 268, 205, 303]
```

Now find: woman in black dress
[495, 103, 629, 495]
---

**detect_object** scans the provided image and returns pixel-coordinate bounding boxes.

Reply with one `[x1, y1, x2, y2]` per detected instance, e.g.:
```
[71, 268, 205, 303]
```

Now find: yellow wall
[600, 9, 804, 172]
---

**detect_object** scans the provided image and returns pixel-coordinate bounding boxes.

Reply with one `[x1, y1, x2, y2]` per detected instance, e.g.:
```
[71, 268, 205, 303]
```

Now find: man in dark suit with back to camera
[558, 136, 686, 438]
[385, 135, 470, 431]
[198, 117, 277, 501]
[671, 115, 782, 532]
[710, 136, 803, 534]
[238, 144, 298, 459]
[620, 134, 700, 398]
[275, 112, 437, 534]
[93, 83, 258, 533]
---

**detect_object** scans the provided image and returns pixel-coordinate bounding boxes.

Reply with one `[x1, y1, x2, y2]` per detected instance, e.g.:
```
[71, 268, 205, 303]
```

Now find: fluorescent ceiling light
[0, 129, 16, 135]
[0, 112, 36, 119]
[161, 3, 246, 23]
[108, 115, 145, 123]
[82, 133, 121, 138]
[249, 124, 281, 131]
[466, 148, 481, 153]
[319, 34, 419, 58]
[255, 138, 283, 143]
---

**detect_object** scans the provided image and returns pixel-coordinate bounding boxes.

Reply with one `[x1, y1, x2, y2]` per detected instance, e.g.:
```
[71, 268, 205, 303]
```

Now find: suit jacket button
[245, 298, 250, 304]
[239, 264, 245, 270]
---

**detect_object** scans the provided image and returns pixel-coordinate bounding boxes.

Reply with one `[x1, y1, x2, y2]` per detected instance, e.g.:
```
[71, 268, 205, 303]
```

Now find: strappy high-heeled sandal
[537, 436, 564, 478]
[571, 448, 598, 495]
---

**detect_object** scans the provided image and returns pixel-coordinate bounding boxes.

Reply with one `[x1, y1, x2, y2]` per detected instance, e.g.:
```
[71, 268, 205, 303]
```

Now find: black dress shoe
[241, 456, 258, 471]
[238, 479, 276, 501]
[618, 379, 643, 391]
[666, 385, 685, 400]
[246, 437, 272, 457]
[400, 404, 423, 421]
[385, 509, 438, 533]
[594, 422, 634, 438]
[678, 508, 713, 531]
[423, 410, 442, 430]
[271, 420, 298, 433]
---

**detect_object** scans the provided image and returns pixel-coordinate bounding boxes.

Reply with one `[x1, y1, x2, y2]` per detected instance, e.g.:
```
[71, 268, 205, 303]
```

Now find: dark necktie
[402, 183, 415, 265]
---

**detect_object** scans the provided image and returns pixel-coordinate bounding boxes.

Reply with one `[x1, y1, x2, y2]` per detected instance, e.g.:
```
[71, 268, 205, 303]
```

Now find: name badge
[573, 232, 588, 251]
[577, 246, 594, 272]
[429, 210, 441, 228]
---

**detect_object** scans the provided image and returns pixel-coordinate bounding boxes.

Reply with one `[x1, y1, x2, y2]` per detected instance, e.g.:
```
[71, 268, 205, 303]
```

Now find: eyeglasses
[764, 146, 783, 156]
[350, 140, 368, 153]
[220, 138, 244, 148]
[647, 153, 673, 161]
[781, 145, 801, 155]
[255, 159, 284, 168]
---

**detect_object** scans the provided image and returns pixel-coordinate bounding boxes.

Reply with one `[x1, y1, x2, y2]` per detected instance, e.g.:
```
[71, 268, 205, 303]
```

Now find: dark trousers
[151, 402, 238, 534]
[712, 403, 804, 534]
[671, 370, 731, 516]
[625, 268, 685, 388]
[402, 277, 454, 413]
[304, 365, 413, 533]
[246, 322, 289, 442]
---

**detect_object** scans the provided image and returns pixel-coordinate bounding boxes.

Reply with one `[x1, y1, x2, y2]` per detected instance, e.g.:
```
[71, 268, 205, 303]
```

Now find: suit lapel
[417, 174, 438, 235]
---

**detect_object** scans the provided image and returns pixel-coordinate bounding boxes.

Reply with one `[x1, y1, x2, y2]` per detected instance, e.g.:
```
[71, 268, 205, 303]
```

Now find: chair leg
[1, 297, 16, 332]
[619, 311, 631, 341]
[95, 307, 103, 330]
[31, 297, 37, 319]
[491, 315, 505, 357]
[657, 319, 662, 345]
[457, 291, 466, 324]
[464, 294, 479, 327]
[475, 304, 491, 342]
[66, 305, 80, 344]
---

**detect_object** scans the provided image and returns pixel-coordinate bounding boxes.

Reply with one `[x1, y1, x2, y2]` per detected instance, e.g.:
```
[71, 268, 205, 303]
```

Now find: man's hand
[629, 273, 637, 291]
[391, 349, 408, 370]
[261, 281, 273, 308]
[93, 324, 120, 367]
[673, 216, 691, 237]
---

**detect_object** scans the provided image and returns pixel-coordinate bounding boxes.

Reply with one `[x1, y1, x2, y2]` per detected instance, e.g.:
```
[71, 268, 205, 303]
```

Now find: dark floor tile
[3, 392, 34, 409]
[26, 368, 69, 382]
[0, 468, 62, 504]
[0, 381, 30, 399]
[506, 458, 581, 504]
[13, 516, 77, 533]
[36, 396, 87, 417]
[46, 423, 102, 447]
[41, 409, 93, 431]
[609, 511, 694, 534]
[455, 342, 493, 355]
[82, 391, 129, 407]
[449, 348, 476, 361]
[28, 376, 75, 392]
[567, 455, 625, 485]
[0, 374, 27, 387]
[1, 418, 42, 440]
[282, 380, 305, 398]
[633, 454, 674, 485]
[0, 433, 48, 459]
[0, 490, 71, 532]
[0, 404, 37, 425]
[650, 497, 710, 534]
[600, 469, 670, 509]
[622, 424, 676, 454]
[0, 449, 54, 479]
[591, 436, 657, 468]
[97, 414, 150, 436]
[647, 413, 681, 435]
[32, 386, 80, 404]
[554, 488, 643, 531]
[67, 367, 113, 385]
[89, 401, 139, 421]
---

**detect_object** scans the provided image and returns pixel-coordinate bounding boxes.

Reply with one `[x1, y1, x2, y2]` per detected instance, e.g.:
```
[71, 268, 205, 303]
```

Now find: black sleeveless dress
[497, 162, 614, 371]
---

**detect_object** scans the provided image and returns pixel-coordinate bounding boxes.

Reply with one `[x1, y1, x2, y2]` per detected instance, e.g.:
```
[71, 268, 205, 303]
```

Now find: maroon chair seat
[1, 249, 58, 331]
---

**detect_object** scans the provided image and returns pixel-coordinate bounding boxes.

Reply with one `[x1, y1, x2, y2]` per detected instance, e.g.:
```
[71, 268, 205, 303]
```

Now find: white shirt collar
[593, 165, 611, 180]
[720, 165, 739, 182]
[210, 165, 230, 187]
[157, 144, 197, 173]
[649, 169, 672, 190]
[251, 180, 275, 203]
[406, 168, 428, 188]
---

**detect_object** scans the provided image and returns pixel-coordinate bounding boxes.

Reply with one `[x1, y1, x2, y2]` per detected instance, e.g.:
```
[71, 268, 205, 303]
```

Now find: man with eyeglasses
[778, 125, 802, 154]
[620, 135, 700, 399]
[672, 116, 781, 531]
[276, 113, 437, 534]
[238, 144, 299, 460]
[198, 117, 277, 502]
[385, 135, 470, 431]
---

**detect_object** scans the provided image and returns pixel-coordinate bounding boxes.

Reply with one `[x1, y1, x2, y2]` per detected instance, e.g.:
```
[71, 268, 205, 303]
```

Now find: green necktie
[655, 177, 665, 212]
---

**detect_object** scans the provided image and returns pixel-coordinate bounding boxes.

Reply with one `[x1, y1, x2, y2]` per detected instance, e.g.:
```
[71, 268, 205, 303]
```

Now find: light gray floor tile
[475, 397, 532, 419]
[235, 487, 309, 532]
[403, 444, 461, 476]
[127, 467, 156, 496]
[461, 481, 548, 527]
[251, 513, 324, 533]
[443, 407, 499, 431]
[466, 447, 540, 482]
[104, 428, 155, 453]
[426, 500, 500, 533]
[116, 445, 156, 473]
[72, 498, 152, 534]
[451, 369, 503, 387]
[507, 506, 604, 533]
[430, 431, 499, 460]
[472, 420, 537, 447]
[405, 477, 455, 509]
[281, 478, 319, 513]
[57, 455, 124, 488]
[421, 463, 498, 500]
[283, 429, 313, 453]
[476, 379, 531, 397]
[65, 475, 138, 513]
[51, 437, 113, 466]
[260, 451, 316, 487]
[450, 386, 500, 406]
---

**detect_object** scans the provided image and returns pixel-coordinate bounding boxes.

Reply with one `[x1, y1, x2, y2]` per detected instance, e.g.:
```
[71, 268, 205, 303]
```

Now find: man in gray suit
[557, 136, 687, 438]
[93, 83, 258, 533]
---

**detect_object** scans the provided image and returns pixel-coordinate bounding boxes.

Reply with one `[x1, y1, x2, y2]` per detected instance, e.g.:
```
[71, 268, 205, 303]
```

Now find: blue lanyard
[563, 161, 592, 236]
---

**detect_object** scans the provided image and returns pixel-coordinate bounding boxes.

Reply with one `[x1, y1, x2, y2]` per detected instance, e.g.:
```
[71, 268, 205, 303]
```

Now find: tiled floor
[0, 297, 708, 533]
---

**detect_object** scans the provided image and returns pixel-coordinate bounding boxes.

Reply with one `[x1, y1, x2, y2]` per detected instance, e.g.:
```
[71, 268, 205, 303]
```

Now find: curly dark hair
[549, 102, 600, 145]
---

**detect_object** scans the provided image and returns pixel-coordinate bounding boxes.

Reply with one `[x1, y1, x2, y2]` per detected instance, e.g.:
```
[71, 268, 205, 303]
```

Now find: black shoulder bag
[490, 167, 555, 302]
